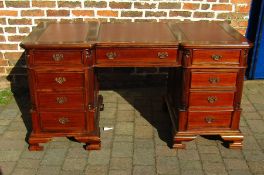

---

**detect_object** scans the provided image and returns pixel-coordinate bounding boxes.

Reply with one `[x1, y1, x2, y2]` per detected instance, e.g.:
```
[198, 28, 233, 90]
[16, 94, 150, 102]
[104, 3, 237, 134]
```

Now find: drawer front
[188, 111, 232, 130]
[191, 72, 237, 88]
[38, 92, 84, 109]
[96, 48, 178, 65]
[33, 50, 83, 65]
[36, 72, 84, 90]
[40, 112, 85, 131]
[189, 92, 234, 107]
[192, 49, 240, 65]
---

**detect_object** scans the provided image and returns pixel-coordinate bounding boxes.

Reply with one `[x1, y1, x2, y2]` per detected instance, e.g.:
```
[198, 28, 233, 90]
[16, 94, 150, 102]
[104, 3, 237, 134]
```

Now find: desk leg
[75, 134, 101, 150]
[172, 133, 197, 149]
[28, 133, 52, 151]
[220, 133, 243, 149]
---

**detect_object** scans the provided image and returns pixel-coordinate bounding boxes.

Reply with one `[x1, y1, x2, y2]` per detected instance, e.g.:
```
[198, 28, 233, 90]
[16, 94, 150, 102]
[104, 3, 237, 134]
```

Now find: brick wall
[0, 0, 251, 89]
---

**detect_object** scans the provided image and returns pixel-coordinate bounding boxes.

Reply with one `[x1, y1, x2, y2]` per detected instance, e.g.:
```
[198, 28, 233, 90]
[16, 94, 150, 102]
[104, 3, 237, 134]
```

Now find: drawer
[40, 112, 85, 132]
[188, 111, 232, 130]
[192, 49, 240, 65]
[38, 92, 84, 110]
[36, 72, 84, 90]
[33, 50, 83, 65]
[189, 92, 234, 107]
[191, 72, 237, 88]
[96, 48, 178, 65]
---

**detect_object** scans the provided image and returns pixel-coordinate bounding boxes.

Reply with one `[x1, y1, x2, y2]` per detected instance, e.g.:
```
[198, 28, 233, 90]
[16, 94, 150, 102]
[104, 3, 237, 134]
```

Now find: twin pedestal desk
[20, 21, 252, 151]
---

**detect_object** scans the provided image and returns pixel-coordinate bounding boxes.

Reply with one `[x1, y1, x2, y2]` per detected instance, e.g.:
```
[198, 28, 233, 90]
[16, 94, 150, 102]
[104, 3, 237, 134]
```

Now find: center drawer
[40, 112, 85, 132]
[96, 48, 178, 66]
[38, 92, 84, 110]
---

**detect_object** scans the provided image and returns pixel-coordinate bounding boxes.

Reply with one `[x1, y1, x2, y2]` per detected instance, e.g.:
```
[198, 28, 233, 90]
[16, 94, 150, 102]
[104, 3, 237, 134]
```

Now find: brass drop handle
[55, 77, 66, 84]
[158, 52, 168, 59]
[205, 117, 214, 123]
[106, 52, 117, 60]
[211, 54, 222, 61]
[58, 117, 69, 124]
[99, 103, 104, 111]
[207, 96, 218, 103]
[208, 77, 220, 84]
[56, 97, 67, 104]
[52, 53, 64, 61]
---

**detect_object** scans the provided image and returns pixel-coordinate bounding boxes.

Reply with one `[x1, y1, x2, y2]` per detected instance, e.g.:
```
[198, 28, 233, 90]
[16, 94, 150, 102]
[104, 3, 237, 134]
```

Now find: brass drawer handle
[58, 117, 69, 124]
[52, 53, 64, 61]
[208, 77, 220, 84]
[56, 97, 67, 104]
[211, 54, 222, 61]
[106, 52, 117, 60]
[207, 96, 217, 103]
[158, 52, 168, 59]
[205, 117, 214, 123]
[55, 77, 66, 84]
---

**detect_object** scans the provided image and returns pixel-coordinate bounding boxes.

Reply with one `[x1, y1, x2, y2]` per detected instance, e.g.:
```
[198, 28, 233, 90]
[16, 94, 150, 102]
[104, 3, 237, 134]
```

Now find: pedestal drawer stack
[170, 48, 249, 149]
[27, 49, 101, 150]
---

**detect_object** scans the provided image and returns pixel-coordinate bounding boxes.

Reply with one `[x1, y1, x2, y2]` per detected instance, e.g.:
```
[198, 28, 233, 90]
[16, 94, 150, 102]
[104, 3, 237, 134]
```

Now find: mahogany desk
[20, 21, 252, 150]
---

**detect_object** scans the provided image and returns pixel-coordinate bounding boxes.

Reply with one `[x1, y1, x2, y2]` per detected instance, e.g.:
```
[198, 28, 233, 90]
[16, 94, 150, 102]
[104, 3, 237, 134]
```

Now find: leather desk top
[20, 21, 252, 49]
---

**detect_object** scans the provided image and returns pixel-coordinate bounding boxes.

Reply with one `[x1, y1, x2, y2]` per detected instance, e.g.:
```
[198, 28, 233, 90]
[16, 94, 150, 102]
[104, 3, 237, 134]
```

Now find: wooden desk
[20, 21, 252, 150]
